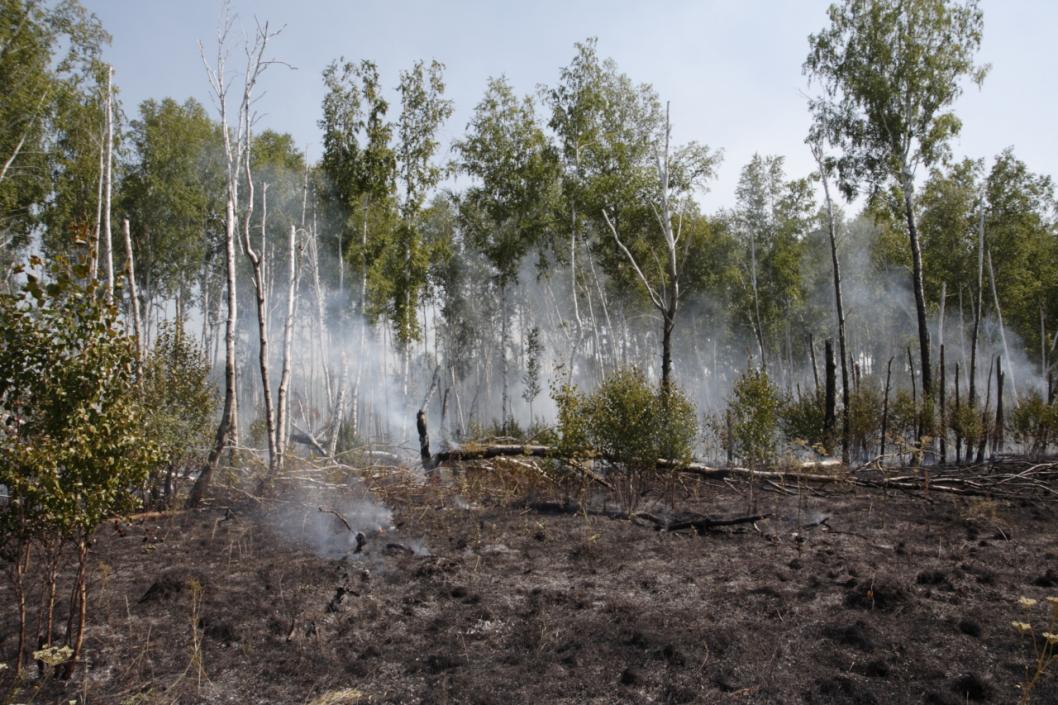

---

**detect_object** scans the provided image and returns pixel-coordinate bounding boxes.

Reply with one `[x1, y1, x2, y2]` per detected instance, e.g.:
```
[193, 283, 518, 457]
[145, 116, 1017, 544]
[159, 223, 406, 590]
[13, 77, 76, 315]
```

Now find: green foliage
[729, 369, 781, 467]
[140, 321, 216, 504]
[522, 325, 543, 420]
[120, 97, 223, 302]
[0, 256, 159, 539]
[887, 390, 918, 450]
[554, 369, 697, 510]
[1010, 391, 1057, 459]
[732, 155, 815, 356]
[780, 388, 827, 451]
[456, 76, 560, 285]
[805, 0, 987, 195]
[0, 0, 110, 257]
[846, 384, 883, 457]
[950, 399, 983, 453]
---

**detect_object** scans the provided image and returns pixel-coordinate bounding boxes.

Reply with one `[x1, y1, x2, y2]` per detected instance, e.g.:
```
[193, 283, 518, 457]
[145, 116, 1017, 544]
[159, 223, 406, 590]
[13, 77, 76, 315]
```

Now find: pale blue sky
[88, 0, 1056, 210]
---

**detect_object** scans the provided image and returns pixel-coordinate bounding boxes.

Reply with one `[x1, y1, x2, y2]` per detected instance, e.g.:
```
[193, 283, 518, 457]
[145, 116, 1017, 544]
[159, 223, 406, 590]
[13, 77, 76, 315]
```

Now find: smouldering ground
[3, 462, 1058, 704]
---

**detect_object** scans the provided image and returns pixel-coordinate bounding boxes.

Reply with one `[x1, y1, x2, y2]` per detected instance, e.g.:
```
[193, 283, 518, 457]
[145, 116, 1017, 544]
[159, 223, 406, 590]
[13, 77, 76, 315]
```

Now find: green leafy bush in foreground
[0, 257, 159, 677]
[555, 368, 697, 511]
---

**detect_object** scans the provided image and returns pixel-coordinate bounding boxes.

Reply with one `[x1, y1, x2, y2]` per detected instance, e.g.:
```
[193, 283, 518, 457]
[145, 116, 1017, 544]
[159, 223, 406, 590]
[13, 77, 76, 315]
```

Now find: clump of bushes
[554, 368, 697, 511]
[1010, 391, 1058, 459]
[845, 384, 882, 460]
[779, 388, 828, 454]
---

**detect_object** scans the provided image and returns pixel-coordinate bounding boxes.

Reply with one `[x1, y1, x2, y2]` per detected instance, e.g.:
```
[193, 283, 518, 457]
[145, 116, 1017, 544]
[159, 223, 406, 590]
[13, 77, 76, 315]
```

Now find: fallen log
[633, 511, 771, 532]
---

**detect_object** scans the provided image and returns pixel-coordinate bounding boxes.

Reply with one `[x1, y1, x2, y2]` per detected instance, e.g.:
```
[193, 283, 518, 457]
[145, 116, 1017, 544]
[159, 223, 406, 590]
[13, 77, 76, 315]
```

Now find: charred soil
[3, 462, 1058, 704]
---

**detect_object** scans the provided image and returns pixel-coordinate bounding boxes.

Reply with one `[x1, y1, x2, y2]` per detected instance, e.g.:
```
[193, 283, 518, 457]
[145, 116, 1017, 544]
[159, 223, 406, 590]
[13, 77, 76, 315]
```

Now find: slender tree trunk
[243, 178, 278, 471]
[986, 249, 1018, 404]
[90, 124, 104, 282]
[749, 231, 766, 372]
[939, 344, 947, 465]
[189, 195, 238, 508]
[969, 204, 985, 407]
[954, 363, 962, 464]
[328, 353, 349, 457]
[816, 150, 850, 464]
[64, 539, 89, 679]
[994, 355, 1004, 455]
[902, 176, 931, 397]
[13, 541, 30, 678]
[500, 282, 510, 427]
[661, 312, 675, 392]
[880, 356, 894, 462]
[308, 222, 333, 407]
[976, 359, 993, 464]
[276, 224, 298, 458]
[122, 219, 144, 362]
[824, 339, 836, 450]
[103, 66, 115, 303]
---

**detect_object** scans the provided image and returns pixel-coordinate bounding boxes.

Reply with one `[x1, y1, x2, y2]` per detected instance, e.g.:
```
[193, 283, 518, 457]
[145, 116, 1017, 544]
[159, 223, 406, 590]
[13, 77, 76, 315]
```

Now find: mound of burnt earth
[2, 475, 1056, 704]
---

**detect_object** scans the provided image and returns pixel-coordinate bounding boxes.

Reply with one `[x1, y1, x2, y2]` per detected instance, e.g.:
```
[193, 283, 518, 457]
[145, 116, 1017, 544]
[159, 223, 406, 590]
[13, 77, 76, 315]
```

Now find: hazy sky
[88, 0, 1056, 211]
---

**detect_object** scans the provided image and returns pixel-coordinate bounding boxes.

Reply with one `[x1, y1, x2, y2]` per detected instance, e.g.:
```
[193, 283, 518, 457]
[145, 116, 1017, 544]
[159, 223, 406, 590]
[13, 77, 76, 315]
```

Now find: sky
[88, 0, 1057, 211]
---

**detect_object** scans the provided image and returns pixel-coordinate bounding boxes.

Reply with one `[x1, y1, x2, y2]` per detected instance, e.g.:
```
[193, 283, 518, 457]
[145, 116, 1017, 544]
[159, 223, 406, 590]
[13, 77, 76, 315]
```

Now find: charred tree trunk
[814, 145, 850, 464]
[969, 204, 985, 408]
[823, 339, 836, 451]
[417, 409, 433, 470]
[987, 249, 1018, 404]
[994, 355, 1004, 455]
[976, 359, 993, 464]
[939, 344, 947, 465]
[902, 175, 931, 397]
[954, 363, 962, 464]
[880, 356, 894, 462]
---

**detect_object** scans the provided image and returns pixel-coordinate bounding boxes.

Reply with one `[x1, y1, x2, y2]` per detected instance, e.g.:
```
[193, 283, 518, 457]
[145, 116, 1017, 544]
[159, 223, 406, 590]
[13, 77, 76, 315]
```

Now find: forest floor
[4, 458, 1058, 705]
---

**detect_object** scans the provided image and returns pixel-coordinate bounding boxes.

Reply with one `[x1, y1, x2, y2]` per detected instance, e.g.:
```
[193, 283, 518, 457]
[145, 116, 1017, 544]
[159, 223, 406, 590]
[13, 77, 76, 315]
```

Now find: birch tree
[805, 0, 987, 399]
[189, 12, 284, 507]
[603, 103, 719, 390]
[455, 76, 558, 426]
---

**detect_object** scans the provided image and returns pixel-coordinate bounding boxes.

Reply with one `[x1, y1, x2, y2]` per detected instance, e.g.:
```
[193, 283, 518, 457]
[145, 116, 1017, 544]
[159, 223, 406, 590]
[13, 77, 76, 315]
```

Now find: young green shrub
[729, 369, 781, 469]
[1011, 391, 1057, 459]
[554, 369, 697, 512]
[845, 384, 882, 460]
[780, 388, 827, 454]
[140, 321, 217, 507]
[0, 256, 160, 676]
[887, 390, 919, 458]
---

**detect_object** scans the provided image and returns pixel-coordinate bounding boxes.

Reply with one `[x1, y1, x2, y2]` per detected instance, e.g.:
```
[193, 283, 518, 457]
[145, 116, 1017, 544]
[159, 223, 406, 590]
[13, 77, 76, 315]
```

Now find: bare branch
[602, 208, 663, 312]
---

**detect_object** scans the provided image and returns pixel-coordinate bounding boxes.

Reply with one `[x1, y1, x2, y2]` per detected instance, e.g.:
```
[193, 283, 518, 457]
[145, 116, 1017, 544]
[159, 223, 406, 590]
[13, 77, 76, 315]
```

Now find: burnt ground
[3, 462, 1058, 705]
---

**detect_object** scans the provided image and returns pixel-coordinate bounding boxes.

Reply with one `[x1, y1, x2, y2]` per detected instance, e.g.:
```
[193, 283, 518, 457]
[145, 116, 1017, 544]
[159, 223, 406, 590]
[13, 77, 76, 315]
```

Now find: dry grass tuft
[306, 687, 367, 705]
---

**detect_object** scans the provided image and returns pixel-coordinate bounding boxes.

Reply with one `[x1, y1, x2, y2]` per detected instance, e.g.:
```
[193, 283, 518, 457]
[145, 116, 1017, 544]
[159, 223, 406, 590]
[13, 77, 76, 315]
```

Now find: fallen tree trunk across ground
[426, 442, 848, 484]
[416, 409, 1058, 501]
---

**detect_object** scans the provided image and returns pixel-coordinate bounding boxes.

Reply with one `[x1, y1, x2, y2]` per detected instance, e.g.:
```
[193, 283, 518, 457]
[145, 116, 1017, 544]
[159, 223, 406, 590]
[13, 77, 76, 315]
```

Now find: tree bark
[103, 66, 115, 303]
[902, 176, 931, 397]
[939, 344, 947, 465]
[880, 356, 894, 462]
[242, 176, 279, 471]
[986, 249, 1018, 404]
[122, 219, 144, 363]
[816, 149, 850, 463]
[969, 203, 985, 407]
[824, 339, 836, 450]
[276, 224, 298, 459]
